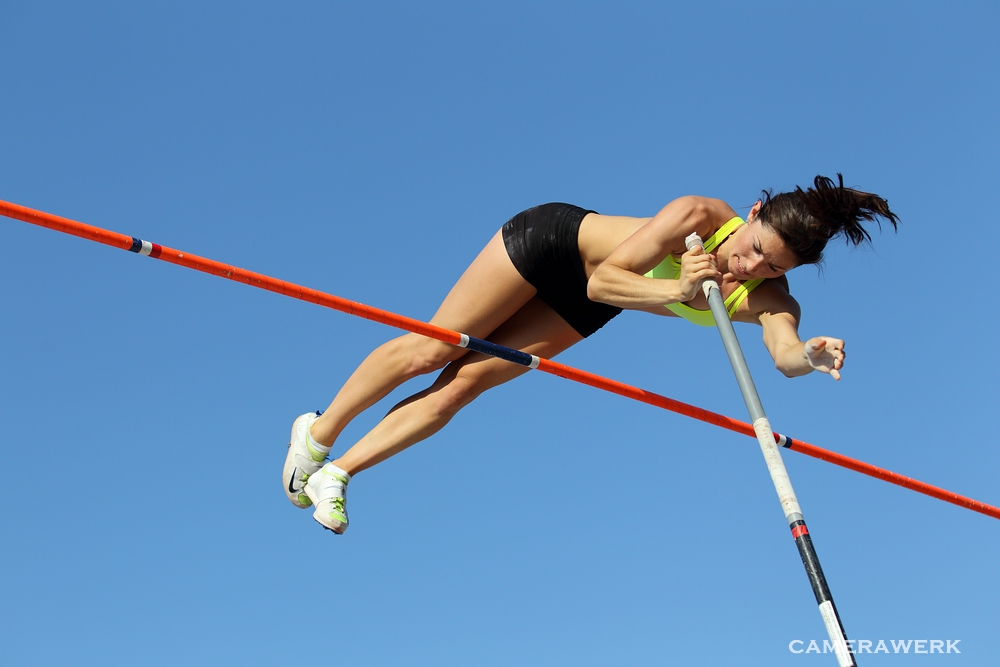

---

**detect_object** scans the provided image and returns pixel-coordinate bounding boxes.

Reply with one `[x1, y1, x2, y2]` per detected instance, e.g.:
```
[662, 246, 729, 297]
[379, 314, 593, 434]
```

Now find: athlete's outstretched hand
[804, 337, 845, 380]
[677, 245, 722, 301]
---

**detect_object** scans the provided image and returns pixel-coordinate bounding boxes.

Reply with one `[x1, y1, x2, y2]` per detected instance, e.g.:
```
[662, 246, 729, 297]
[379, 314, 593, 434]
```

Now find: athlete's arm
[746, 280, 846, 380]
[587, 196, 726, 309]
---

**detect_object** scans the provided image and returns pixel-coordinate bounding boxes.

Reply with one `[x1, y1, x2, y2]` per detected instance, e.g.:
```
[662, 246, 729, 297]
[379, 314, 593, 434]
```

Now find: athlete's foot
[304, 463, 350, 534]
[281, 412, 330, 508]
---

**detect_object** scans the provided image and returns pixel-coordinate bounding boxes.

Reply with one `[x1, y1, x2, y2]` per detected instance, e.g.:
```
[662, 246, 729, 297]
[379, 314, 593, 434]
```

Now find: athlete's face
[726, 203, 799, 280]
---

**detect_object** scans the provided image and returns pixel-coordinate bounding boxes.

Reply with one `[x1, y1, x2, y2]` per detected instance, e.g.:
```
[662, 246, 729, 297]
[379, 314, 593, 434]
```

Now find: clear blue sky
[2, 2, 997, 665]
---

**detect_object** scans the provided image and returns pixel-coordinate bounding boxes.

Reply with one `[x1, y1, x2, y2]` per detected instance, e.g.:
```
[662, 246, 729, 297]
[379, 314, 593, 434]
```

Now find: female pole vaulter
[282, 174, 899, 534]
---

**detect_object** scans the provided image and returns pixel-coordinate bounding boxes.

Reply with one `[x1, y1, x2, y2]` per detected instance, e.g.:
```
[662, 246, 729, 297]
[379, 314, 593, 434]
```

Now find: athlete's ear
[748, 199, 763, 221]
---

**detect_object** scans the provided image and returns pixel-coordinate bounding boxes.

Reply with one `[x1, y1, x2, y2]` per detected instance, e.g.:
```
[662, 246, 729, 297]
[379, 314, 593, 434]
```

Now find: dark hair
[758, 174, 899, 265]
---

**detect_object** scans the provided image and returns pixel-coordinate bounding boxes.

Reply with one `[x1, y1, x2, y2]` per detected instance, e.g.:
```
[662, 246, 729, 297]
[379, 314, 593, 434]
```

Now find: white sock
[323, 462, 351, 483]
[306, 427, 332, 457]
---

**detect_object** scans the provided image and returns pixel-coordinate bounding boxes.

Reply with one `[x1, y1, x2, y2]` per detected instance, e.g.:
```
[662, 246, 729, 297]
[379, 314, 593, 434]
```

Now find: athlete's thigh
[427, 229, 537, 339]
[451, 296, 584, 390]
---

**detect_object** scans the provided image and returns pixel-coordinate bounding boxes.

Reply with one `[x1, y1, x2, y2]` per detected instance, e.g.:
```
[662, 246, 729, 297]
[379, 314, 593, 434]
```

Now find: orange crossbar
[2, 198, 996, 521]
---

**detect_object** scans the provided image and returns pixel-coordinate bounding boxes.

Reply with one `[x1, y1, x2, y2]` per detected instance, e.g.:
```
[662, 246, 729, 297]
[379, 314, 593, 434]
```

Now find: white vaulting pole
[685, 233, 856, 667]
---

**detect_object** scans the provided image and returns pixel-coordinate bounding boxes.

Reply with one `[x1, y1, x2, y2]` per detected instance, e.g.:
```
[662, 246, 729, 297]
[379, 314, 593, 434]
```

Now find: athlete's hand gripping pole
[684, 233, 857, 667]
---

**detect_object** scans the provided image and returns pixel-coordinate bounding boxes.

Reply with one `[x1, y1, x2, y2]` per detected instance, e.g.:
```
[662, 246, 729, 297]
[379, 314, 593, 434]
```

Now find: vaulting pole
[1, 198, 997, 526]
[686, 232, 855, 667]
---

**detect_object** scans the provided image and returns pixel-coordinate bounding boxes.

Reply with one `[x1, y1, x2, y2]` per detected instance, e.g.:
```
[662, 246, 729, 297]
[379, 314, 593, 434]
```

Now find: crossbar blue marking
[463, 336, 534, 367]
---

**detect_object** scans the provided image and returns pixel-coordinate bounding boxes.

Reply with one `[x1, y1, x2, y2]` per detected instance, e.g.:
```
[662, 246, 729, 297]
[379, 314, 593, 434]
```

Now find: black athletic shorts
[501, 203, 623, 338]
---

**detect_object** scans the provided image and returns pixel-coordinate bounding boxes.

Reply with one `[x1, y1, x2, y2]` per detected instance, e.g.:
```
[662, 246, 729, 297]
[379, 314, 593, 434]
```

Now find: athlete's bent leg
[331, 297, 583, 475]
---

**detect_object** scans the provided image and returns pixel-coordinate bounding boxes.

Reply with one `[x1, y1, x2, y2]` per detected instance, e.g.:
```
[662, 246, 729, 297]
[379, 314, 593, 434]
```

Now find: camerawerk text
[789, 639, 961, 654]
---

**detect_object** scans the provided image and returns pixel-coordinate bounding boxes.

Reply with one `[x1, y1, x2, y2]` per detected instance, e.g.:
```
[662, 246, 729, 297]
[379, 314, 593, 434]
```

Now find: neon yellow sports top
[644, 216, 763, 327]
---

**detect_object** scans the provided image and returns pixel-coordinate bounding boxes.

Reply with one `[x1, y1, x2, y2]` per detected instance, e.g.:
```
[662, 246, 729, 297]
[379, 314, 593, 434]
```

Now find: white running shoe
[282, 412, 327, 508]
[304, 463, 350, 534]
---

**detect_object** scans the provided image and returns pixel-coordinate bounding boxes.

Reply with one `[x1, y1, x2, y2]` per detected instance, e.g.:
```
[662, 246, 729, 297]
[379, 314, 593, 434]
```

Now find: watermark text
[789, 639, 961, 654]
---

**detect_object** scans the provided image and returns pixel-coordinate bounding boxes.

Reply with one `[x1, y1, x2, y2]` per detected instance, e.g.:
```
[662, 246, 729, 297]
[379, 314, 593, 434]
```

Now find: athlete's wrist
[664, 279, 691, 305]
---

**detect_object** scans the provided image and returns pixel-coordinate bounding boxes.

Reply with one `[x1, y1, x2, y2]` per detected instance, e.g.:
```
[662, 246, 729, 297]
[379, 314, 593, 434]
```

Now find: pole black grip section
[791, 523, 834, 605]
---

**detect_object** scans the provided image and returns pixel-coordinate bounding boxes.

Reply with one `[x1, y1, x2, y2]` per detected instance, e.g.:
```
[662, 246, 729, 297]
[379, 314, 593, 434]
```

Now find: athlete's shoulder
[662, 195, 737, 219]
[647, 196, 738, 246]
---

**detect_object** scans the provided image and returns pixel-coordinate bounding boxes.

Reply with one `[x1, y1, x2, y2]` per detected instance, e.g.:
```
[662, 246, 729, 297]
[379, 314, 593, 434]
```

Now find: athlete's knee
[433, 363, 513, 415]
[394, 334, 464, 378]
[432, 373, 481, 416]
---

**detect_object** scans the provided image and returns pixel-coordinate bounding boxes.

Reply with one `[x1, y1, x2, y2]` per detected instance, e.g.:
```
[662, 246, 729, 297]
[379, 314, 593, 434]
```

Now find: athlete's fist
[677, 245, 722, 301]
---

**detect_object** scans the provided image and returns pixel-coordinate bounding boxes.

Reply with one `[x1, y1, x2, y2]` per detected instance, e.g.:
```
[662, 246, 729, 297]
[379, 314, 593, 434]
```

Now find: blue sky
[2, 2, 998, 665]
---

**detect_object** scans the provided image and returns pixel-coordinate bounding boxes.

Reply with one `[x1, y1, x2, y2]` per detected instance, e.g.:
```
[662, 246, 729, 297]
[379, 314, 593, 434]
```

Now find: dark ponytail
[758, 174, 899, 265]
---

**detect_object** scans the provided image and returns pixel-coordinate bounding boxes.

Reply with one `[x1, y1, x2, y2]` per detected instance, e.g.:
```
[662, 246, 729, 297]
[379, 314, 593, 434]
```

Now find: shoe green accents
[329, 498, 347, 520]
[306, 439, 327, 463]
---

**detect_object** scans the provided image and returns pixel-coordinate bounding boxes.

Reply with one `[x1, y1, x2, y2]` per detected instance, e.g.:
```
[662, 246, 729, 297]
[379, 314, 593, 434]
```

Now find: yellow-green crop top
[643, 216, 763, 327]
